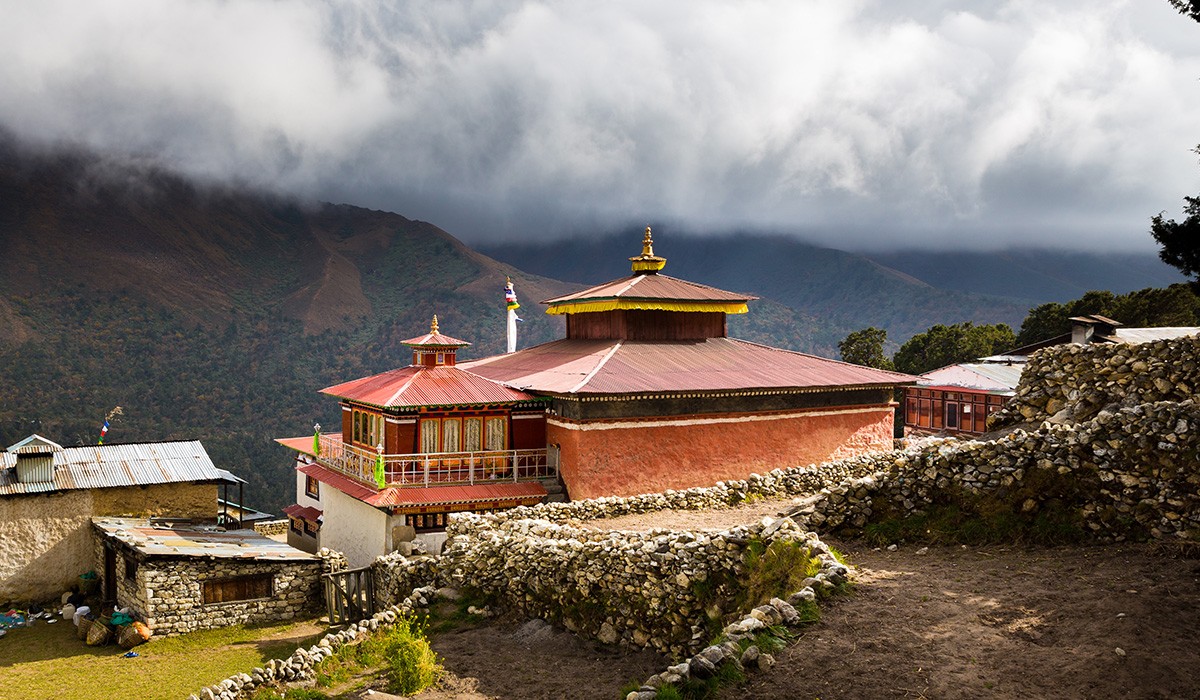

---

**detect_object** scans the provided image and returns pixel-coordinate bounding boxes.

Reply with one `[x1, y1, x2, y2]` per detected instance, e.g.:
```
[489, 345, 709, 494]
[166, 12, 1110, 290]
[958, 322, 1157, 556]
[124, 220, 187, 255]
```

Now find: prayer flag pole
[505, 277, 521, 353]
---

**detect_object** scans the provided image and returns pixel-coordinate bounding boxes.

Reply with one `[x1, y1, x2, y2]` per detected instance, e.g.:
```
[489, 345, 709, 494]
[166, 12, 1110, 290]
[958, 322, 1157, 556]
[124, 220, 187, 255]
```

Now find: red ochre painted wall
[547, 405, 895, 500]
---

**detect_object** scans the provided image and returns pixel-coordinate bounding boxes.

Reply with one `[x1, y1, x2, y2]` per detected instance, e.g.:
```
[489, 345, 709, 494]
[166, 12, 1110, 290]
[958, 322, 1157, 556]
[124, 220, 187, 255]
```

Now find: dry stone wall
[992, 336, 1200, 428]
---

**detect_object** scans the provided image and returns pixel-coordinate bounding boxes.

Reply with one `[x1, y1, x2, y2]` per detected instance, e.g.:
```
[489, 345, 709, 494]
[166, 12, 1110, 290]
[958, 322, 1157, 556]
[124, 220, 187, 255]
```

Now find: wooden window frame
[304, 475, 320, 499]
[202, 574, 273, 605]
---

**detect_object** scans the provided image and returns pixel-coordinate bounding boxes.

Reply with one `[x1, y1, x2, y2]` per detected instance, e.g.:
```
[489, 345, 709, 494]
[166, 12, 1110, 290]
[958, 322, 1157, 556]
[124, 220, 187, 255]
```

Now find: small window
[436, 352, 445, 365]
[203, 574, 273, 604]
[411, 512, 448, 532]
[305, 475, 320, 499]
[124, 556, 138, 581]
[290, 517, 303, 536]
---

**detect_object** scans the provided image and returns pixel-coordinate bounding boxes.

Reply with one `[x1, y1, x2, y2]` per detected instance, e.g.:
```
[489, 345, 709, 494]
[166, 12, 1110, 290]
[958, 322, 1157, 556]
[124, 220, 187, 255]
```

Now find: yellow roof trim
[546, 300, 749, 315]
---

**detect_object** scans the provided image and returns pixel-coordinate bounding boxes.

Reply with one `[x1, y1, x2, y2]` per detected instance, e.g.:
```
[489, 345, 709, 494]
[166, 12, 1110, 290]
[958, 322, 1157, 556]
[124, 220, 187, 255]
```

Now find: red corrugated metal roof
[283, 504, 323, 522]
[542, 273, 756, 305]
[367, 481, 547, 509]
[462, 337, 915, 394]
[400, 330, 471, 347]
[295, 461, 545, 509]
[320, 366, 536, 408]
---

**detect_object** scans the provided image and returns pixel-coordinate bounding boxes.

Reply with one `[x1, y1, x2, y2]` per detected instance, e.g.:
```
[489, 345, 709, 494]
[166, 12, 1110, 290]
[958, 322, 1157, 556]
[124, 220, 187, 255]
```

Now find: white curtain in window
[442, 418, 461, 452]
[485, 417, 506, 451]
[464, 418, 482, 452]
[420, 420, 439, 453]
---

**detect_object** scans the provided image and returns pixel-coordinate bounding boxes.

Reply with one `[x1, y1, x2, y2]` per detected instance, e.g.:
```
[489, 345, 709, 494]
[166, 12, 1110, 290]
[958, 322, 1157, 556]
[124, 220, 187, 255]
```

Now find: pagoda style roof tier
[400, 315, 471, 348]
[320, 365, 538, 408]
[461, 337, 915, 395]
[541, 274, 757, 316]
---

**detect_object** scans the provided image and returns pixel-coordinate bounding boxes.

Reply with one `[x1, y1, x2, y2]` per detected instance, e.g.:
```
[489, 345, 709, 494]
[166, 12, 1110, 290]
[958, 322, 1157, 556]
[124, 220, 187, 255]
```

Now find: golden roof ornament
[430, 315, 439, 334]
[629, 225, 667, 274]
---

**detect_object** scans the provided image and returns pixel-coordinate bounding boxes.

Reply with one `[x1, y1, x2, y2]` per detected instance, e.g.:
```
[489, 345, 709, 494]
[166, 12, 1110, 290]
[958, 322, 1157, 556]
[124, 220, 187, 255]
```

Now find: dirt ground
[401, 502, 1200, 700]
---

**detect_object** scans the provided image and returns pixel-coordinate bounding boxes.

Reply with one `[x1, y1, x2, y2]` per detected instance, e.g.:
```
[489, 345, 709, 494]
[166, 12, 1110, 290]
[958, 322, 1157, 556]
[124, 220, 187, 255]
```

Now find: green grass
[862, 501, 1088, 547]
[736, 538, 822, 610]
[0, 617, 324, 700]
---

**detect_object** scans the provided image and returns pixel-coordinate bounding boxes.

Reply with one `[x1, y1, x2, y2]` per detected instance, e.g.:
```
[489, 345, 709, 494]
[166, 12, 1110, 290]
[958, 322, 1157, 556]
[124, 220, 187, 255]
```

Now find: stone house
[0, 436, 241, 604]
[92, 518, 321, 636]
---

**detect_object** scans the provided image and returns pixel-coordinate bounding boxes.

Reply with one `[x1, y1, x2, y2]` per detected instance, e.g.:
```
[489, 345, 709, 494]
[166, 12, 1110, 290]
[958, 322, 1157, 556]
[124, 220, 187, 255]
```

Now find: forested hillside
[0, 138, 575, 513]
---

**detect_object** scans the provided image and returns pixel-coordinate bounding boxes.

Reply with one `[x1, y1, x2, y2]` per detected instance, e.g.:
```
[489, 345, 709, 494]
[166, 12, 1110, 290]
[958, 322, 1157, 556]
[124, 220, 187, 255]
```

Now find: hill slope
[0, 139, 575, 513]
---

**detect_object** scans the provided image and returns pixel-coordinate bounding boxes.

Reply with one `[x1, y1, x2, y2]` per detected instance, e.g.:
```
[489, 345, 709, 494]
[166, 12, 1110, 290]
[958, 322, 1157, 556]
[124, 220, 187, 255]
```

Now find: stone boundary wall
[252, 519, 288, 537]
[992, 336, 1199, 428]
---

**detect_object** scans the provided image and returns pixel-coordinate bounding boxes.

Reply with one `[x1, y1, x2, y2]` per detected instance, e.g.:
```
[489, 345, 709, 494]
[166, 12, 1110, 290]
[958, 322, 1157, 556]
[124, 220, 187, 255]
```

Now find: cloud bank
[1, 0, 1198, 250]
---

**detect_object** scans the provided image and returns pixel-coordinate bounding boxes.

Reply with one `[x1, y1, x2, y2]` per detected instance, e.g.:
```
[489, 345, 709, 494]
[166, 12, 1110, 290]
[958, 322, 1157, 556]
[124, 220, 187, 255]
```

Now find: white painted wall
[318, 485, 386, 569]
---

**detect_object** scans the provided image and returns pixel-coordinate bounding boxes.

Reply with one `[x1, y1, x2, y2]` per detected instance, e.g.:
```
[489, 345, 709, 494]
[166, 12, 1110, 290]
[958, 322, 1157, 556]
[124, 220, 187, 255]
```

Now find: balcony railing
[313, 434, 557, 489]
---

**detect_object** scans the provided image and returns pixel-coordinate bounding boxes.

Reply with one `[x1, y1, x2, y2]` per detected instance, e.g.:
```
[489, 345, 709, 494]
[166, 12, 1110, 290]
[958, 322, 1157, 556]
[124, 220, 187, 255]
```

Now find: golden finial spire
[430, 314, 439, 334]
[629, 225, 667, 274]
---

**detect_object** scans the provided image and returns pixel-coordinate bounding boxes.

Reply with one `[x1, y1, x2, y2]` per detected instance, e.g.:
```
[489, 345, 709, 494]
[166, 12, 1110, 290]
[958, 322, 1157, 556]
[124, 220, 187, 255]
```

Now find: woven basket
[117, 622, 151, 649]
[76, 617, 92, 641]
[85, 621, 111, 646]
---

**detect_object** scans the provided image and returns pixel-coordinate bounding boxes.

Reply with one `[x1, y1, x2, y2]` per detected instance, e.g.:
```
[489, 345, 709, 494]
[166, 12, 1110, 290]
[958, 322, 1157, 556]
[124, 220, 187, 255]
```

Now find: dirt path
[399, 502, 1200, 700]
[420, 619, 665, 700]
[721, 540, 1200, 700]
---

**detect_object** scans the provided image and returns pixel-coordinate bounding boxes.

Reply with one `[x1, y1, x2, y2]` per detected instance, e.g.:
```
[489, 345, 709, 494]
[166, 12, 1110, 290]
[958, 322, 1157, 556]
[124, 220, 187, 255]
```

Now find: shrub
[381, 619, 441, 695]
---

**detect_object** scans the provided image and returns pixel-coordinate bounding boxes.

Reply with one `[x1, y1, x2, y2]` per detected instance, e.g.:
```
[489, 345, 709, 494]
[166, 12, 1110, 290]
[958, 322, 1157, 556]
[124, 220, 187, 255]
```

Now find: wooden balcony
[313, 434, 557, 490]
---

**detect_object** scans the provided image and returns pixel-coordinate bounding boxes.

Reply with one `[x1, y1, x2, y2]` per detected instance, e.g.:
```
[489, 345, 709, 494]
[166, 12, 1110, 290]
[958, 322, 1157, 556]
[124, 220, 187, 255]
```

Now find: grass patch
[736, 538, 821, 610]
[862, 500, 1088, 547]
[0, 617, 324, 700]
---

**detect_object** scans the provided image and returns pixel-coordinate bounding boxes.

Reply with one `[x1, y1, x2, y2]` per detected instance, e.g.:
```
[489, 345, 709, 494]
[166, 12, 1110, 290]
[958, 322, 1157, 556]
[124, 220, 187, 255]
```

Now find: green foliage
[838, 327, 895, 370]
[893, 322, 1016, 375]
[1151, 149, 1200, 285]
[382, 620, 442, 695]
[1015, 284, 1200, 346]
[863, 501, 1087, 547]
[737, 538, 821, 610]
[314, 617, 441, 695]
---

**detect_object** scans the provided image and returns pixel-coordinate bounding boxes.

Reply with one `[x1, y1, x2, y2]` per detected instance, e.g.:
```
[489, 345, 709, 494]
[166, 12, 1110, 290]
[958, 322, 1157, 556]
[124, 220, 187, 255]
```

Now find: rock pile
[992, 336, 1200, 428]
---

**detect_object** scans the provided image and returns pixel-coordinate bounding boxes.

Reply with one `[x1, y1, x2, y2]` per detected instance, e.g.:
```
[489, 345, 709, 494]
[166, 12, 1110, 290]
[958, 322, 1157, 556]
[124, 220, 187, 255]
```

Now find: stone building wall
[0, 482, 216, 604]
[130, 558, 322, 636]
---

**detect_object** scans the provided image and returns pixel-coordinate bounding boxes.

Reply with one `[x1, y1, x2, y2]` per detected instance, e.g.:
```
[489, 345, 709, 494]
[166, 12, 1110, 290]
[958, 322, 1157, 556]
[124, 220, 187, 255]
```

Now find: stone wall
[0, 482, 216, 604]
[253, 519, 289, 537]
[992, 336, 1200, 428]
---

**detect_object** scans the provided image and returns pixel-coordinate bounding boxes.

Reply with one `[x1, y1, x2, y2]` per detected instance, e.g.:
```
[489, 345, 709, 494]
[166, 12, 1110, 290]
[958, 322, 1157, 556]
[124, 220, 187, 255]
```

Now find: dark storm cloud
[1, 0, 1197, 250]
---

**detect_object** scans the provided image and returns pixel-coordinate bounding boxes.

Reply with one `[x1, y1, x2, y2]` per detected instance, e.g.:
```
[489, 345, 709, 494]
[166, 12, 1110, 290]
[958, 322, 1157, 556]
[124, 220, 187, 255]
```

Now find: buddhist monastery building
[277, 229, 915, 559]
[276, 317, 556, 565]
[463, 228, 916, 499]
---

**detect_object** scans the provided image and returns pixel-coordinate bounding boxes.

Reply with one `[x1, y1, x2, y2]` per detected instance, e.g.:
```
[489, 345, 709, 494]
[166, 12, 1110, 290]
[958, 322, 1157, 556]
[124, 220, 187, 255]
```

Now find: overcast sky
[2, 1, 1198, 251]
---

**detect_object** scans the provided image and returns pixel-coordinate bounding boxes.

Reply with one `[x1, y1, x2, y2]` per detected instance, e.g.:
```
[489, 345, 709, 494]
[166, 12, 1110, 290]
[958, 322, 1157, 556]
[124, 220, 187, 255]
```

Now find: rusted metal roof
[295, 461, 546, 509]
[0, 440, 227, 496]
[6, 434, 63, 454]
[320, 365, 538, 408]
[462, 337, 915, 395]
[542, 273, 756, 306]
[93, 517, 318, 561]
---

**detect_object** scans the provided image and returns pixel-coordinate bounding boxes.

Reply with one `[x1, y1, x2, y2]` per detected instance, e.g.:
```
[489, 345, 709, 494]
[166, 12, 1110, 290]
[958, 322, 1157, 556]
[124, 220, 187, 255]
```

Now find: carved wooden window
[442, 418, 461, 452]
[464, 418, 482, 452]
[485, 417, 506, 451]
[420, 419, 440, 454]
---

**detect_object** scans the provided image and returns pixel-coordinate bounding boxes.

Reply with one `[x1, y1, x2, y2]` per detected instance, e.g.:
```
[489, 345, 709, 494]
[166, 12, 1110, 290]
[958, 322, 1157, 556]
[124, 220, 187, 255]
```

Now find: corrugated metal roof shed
[919, 363, 1024, 393]
[1112, 328, 1200, 344]
[93, 518, 317, 561]
[0, 440, 226, 496]
[462, 337, 915, 395]
[321, 365, 539, 408]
